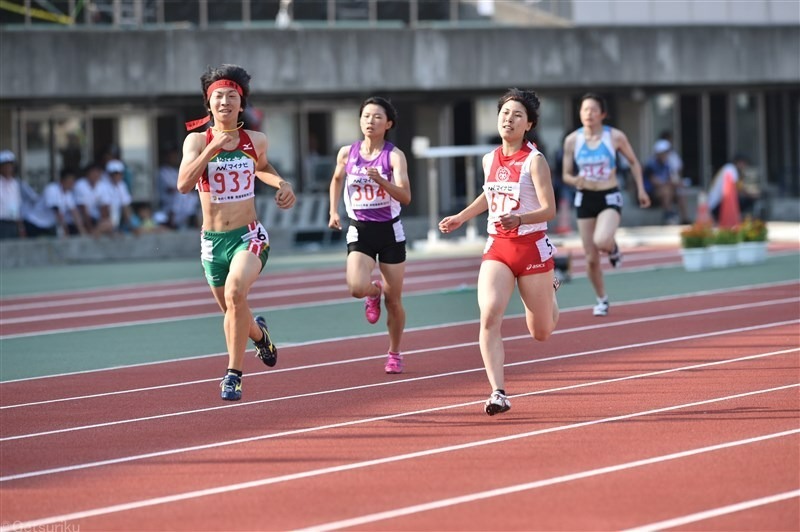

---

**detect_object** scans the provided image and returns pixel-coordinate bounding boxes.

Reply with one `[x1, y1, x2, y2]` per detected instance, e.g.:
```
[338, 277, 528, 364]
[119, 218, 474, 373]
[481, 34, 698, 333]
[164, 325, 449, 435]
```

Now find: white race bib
[535, 234, 556, 262]
[347, 174, 391, 210]
[207, 157, 255, 203]
[241, 221, 269, 245]
[605, 191, 624, 207]
[484, 182, 521, 222]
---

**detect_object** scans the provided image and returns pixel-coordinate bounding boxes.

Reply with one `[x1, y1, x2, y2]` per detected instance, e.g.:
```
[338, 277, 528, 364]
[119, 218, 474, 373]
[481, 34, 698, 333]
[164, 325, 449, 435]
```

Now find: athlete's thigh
[226, 250, 264, 295]
[517, 271, 554, 323]
[595, 208, 621, 244]
[346, 250, 377, 287]
[477, 260, 516, 317]
[378, 260, 405, 301]
[577, 217, 598, 255]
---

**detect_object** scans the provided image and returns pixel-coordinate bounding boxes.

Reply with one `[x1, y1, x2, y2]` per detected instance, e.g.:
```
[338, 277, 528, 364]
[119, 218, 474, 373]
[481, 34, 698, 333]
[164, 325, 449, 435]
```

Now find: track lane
[2, 282, 795, 402]
[4, 381, 797, 531]
[0, 246, 719, 336]
[1, 316, 795, 508]
[1, 253, 798, 531]
[1, 289, 795, 439]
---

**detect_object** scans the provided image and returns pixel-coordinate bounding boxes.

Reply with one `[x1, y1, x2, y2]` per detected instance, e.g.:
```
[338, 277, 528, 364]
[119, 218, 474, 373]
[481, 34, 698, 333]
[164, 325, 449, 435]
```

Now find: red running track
[1, 281, 798, 531]
[0, 246, 698, 336]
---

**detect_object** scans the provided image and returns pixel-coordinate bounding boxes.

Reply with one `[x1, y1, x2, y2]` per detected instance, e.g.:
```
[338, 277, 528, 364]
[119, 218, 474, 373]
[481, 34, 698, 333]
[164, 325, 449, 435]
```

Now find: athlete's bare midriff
[577, 172, 620, 193]
[200, 195, 258, 232]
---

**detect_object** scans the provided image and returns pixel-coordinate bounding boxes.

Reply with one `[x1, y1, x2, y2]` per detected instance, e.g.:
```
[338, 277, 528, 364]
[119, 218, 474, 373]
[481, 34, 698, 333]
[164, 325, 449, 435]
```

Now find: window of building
[732, 92, 760, 168]
[261, 107, 298, 184]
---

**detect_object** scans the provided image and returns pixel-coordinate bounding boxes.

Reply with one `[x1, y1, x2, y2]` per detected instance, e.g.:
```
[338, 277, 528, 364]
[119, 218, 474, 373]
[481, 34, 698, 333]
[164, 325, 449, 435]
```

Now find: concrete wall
[2, 25, 798, 103]
[571, 0, 800, 26]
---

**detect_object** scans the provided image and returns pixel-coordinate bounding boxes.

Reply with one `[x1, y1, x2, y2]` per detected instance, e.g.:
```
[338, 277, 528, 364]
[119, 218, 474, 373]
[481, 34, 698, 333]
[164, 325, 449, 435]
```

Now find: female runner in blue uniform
[562, 93, 650, 317]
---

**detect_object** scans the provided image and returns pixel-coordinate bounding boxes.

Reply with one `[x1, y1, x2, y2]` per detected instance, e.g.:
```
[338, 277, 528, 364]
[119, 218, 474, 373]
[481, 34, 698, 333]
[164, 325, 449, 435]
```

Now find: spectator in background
[60, 132, 84, 175]
[168, 187, 200, 230]
[643, 139, 686, 225]
[658, 130, 684, 183]
[105, 159, 133, 233]
[708, 153, 760, 221]
[74, 161, 122, 236]
[23, 169, 87, 237]
[0, 150, 25, 239]
[130, 201, 168, 235]
[74, 162, 105, 234]
[157, 145, 180, 213]
[98, 144, 133, 190]
[659, 131, 689, 223]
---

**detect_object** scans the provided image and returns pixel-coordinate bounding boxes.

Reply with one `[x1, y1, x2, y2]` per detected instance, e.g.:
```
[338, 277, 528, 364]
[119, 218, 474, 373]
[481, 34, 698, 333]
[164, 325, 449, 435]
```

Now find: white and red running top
[482, 141, 548, 237]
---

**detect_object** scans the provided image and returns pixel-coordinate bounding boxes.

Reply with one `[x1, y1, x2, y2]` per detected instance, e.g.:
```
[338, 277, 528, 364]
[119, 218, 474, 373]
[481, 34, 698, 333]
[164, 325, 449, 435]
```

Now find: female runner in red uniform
[439, 89, 560, 416]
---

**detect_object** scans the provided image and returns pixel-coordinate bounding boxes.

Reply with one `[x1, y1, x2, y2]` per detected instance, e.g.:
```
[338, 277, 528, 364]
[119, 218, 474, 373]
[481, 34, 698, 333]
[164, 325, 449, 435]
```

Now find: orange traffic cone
[694, 191, 712, 225]
[718, 169, 741, 229]
[555, 196, 572, 235]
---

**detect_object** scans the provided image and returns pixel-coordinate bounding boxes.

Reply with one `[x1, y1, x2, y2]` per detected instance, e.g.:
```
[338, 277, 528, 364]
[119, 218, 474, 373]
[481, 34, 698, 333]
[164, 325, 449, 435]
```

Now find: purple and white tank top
[343, 141, 401, 222]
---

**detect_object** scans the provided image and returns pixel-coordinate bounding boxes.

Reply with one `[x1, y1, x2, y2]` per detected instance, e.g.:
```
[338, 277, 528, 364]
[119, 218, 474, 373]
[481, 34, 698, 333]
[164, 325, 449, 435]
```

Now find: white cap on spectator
[106, 159, 125, 173]
[653, 140, 671, 154]
[0, 150, 15, 164]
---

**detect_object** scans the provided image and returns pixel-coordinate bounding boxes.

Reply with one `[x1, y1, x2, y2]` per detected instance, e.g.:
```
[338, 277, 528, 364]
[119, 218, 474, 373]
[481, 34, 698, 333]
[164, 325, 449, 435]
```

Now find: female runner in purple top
[328, 97, 412, 374]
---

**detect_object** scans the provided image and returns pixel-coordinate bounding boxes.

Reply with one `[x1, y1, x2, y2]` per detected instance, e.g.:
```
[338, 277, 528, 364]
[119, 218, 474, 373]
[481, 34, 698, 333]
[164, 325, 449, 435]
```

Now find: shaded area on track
[2, 252, 798, 381]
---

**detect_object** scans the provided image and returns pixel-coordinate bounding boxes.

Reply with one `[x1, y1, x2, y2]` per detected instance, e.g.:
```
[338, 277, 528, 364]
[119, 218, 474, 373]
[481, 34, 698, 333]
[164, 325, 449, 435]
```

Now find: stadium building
[1, 0, 798, 230]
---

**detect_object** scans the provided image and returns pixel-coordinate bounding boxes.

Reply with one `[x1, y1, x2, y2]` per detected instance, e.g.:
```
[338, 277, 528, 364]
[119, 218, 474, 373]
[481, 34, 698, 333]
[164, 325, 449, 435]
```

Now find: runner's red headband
[205, 79, 243, 101]
[185, 80, 244, 131]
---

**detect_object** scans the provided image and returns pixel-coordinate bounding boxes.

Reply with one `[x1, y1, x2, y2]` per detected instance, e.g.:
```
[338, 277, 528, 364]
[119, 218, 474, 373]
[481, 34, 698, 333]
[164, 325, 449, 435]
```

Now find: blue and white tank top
[343, 141, 401, 222]
[574, 126, 616, 183]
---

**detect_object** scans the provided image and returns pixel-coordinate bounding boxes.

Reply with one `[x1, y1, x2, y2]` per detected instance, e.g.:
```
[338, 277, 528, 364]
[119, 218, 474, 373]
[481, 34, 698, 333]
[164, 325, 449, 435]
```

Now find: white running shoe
[593, 300, 609, 317]
[484, 391, 511, 416]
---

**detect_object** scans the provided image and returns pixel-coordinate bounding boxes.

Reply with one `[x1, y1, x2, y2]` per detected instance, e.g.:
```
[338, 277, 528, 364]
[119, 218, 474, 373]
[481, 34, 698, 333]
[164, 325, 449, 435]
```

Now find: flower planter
[681, 247, 710, 272]
[737, 241, 767, 265]
[709, 244, 738, 268]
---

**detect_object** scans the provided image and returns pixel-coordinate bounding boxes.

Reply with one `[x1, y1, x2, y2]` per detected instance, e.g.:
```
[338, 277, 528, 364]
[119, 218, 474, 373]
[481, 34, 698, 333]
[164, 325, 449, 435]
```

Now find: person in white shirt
[24, 169, 87, 237]
[0, 150, 25, 239]
[708, 153, 757, 221]
[157, 146, 180, 213]
[74, 162, 117, 236]
[105, 159, 133, 232]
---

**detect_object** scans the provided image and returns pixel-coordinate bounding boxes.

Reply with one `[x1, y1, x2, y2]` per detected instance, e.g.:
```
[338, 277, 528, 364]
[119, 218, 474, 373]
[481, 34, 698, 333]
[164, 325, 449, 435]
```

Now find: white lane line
[1, 298, 796, 410]
[3, 318, 796, 441]
[0, 281, 798, 386]
[1, 388, 796, 532]
[1, 250, 684, 310]
[1, 272, 795, 341]
[0, 285, 463, 340]
[624, 489, 800, 532]
[0, 257, 482, 307]
[0, 270, 478, 325]
[1, 348, 796, 480]
[299, 433, 800, 532]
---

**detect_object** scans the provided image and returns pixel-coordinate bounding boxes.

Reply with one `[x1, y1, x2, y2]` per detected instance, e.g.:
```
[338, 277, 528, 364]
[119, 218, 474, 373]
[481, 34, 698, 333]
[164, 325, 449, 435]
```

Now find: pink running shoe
[384, 353, 404, 374]
[364, 280, 382, 324]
